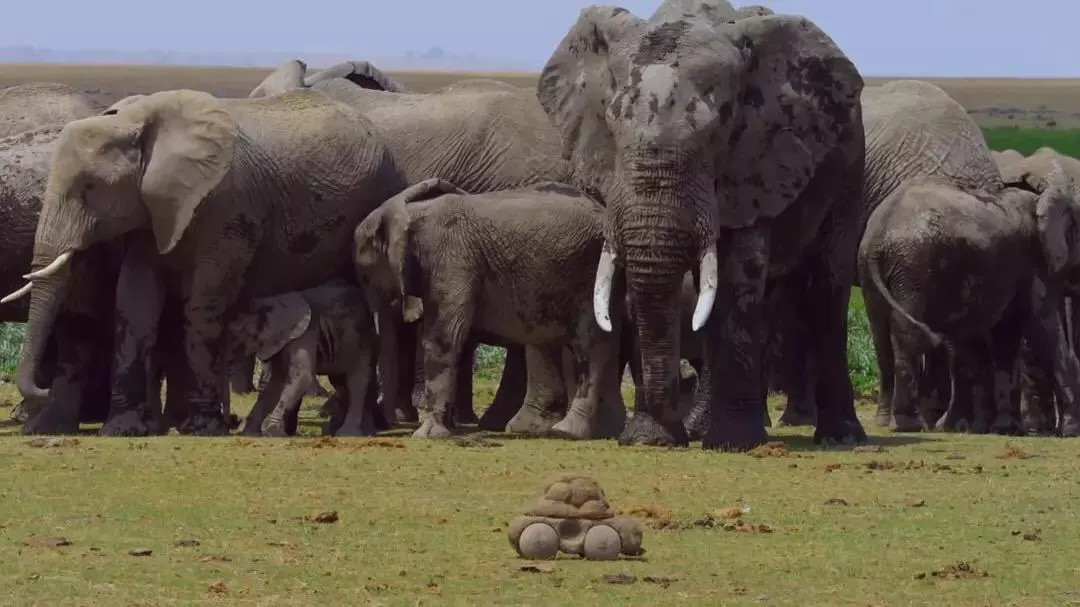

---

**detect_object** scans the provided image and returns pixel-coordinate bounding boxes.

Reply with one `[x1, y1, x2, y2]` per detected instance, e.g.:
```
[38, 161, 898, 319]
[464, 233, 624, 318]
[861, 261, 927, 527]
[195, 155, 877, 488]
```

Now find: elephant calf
[353, 179, 621, 439]
[221, 280, 378, 437]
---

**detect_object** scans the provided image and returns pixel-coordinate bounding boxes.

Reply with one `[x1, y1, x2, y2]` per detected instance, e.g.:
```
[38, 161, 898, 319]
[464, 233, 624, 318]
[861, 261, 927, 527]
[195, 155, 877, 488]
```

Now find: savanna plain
[1, 64, 1080, 606]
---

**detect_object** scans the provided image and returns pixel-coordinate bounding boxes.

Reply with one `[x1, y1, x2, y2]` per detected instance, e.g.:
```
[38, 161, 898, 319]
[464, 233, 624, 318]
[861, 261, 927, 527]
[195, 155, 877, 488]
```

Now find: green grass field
[0, 128, 1077, 605]
[982, 127, 1080, 157]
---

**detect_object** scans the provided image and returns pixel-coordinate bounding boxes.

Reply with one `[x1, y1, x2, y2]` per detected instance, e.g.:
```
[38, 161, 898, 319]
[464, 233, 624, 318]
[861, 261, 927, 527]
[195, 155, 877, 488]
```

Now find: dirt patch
[618, 503, 676, 524]
[304, 510, 339, 523]
[998, 443, 1034, 460]
[904, 499, 926, 508]
[915, 561, 990, 580]
[748, 441, 789, 458]
[25, 437, 79, 449]
[208, 581, 228, 596]
[24, 536, 71, 549]
[288, 436, 406, 451]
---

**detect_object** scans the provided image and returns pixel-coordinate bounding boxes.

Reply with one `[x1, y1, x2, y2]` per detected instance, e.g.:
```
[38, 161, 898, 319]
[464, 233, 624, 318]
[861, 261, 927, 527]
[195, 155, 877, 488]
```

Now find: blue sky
[2, 0, 1077, 76]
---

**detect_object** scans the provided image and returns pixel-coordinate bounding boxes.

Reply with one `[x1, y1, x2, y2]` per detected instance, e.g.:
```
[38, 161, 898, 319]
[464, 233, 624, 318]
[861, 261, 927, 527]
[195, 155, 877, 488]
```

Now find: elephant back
[0, 83, 101, 138]
[861, 80, 1002, 212]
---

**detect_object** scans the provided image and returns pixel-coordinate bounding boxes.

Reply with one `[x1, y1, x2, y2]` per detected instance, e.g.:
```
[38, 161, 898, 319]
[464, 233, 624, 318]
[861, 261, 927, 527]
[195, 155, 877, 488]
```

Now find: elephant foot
[454, 408, 480, 425]
[22, 406, 79, 436]
[620, 412, 689, 447]
[240, 420, 265, 437]
[550, 412, 591, 440]
[682, 404, 710, 442]
[478, 402, 517, 432]
[395, 405, 419, 423]
[813, 416, 867, 447]
[334, 419, 378, 437]
[177, 412, 231, 436]
[1060, 414, 1080, 437]
[874, 404, 892, 428]
[99, 410, 154, 437]
[991, 414, 1024, 436]
[318, 395, 342, 419]
[593, 403, 627, 440]
[411, 417, 453, 439]
[505, 404, 560, 436]
[776, 407, 816, 428]
[701, 411, 766, 451]
[934, 413, 970, 433]
[10, 399, 40, 423]
[889, 412, 924, 433]
[261, 417, 288, 437]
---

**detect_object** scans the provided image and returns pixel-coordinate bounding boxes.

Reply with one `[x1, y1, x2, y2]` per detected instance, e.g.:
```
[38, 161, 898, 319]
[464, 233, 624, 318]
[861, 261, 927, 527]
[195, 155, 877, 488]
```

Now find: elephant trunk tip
[16, 363, 49, 401]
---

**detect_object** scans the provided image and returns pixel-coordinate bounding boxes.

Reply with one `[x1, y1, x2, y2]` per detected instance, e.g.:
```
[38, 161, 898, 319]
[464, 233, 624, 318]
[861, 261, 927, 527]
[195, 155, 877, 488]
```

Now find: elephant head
[538, 1, 862, 419]
[225, 292, 312, 363]
[249, 59, 406, 98]
[352, 178, 467, 323]
[5, 90, 237, 400]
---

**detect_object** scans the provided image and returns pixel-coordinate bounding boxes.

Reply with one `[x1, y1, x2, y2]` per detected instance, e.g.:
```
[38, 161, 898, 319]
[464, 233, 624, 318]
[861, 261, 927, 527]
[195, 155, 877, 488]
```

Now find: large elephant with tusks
[540, 1, 867, 449]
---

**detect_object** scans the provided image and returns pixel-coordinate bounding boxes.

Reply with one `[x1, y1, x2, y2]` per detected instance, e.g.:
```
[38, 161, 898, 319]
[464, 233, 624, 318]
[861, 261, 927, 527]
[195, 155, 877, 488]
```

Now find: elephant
[993, 146, 1080, 433]
[219, 280, 379, 437]
[0, 83, 121, 429]
[248, 59, 572, 428]
[537, 0, 867, 449]
[4, 87, 406, 436]
[228, 355, 257, 394]
[352, 178, 623, 439]
[858, 164, 1080, 436]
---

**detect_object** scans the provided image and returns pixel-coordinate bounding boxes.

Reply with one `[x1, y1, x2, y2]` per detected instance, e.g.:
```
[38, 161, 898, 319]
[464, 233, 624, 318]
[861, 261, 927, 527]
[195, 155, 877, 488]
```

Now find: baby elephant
[221, 280, 378, 436]
[353, 179, 621, 439]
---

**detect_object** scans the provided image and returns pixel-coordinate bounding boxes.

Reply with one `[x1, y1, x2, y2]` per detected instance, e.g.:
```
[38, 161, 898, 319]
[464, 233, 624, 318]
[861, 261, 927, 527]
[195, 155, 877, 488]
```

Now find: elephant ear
[1034, 161, 1080, 275]
[250, 60, 308, 98]
[230, 292, 313, 362]
[714, 14, 863, 227]
[118, 90, 237, 254]
[537, 6, 643, 189]
[102, 95, 147, 115]
[305, 61, 407, 93]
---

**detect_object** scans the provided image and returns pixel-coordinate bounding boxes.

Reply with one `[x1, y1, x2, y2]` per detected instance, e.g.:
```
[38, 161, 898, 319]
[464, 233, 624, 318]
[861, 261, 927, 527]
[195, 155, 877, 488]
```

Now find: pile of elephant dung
[507, 474, 645, 561]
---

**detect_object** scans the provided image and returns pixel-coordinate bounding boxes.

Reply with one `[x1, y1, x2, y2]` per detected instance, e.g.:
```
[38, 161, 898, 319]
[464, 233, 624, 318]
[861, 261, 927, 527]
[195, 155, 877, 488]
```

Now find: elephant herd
[1, 0, 1078, 451]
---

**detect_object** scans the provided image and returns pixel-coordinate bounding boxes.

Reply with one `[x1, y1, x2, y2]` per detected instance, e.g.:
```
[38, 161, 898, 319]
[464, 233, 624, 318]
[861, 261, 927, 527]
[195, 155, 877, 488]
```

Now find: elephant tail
[867, 253, 943, 350]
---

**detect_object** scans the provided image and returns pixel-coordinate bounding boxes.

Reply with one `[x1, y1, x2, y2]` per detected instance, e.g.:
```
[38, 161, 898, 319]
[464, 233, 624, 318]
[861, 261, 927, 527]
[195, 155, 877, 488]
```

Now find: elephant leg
[256, 363, 271, 391]
[478, 345, 527, 431]
[594, 347, 628, 440]
[944, 341, 992, 433]
[336, 350, 378, 437]
[1023, 279, 1080, 436]
[988, 315, 1024, 436]
[770, 283, 817, 428]
[23, 318, 90, 435]
[260, 344, 316, 438]
[229, 354, 256, 394]
[865, 293, 896, 428]
[700, 227, 770, 451]
[506, 345, 566, 435]
[453, 342, 478, 425]
[1019, 338, 1055, 435]
[250, 374, 288, 437]
[412, 297, 471, 439]
[553, 315, 620, 439]
[889, 329, 929, 432]
[101, 238, 165, 437]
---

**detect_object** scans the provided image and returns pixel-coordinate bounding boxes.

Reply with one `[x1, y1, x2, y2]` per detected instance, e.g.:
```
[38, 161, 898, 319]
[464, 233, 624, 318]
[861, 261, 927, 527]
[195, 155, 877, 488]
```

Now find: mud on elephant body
[6, 88, 405, 436]
[353, 179, 623, 440]
[538, 0, 866, 449]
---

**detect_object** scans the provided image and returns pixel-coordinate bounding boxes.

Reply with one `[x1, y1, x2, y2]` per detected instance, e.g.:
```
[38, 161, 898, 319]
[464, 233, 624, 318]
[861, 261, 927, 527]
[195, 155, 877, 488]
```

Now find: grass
[982, 127, 1080, 157]
[0, 387, 1076, 605]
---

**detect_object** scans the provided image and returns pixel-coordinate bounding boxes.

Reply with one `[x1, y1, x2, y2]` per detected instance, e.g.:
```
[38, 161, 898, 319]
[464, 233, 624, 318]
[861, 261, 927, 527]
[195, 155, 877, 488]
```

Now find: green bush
[0, 323, 24, 375]
[981, 127, 1080, 158]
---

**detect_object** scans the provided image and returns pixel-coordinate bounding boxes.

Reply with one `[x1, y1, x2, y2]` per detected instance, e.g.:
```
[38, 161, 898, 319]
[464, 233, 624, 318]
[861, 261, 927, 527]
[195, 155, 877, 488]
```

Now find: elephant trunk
[16, 187, 95, 400]
[620, 212, 705, 423]
[16, 265, 69, 400]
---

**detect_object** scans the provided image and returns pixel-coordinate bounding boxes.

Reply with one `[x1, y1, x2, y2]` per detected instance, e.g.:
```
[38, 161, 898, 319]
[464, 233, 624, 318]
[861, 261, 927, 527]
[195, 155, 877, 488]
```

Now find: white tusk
[691, 243, 718, 331]
[593, 247, 616, 332]
[1, 282, 33, 304]
[23, 251, 72, 280]
[373, 311, 380, 336]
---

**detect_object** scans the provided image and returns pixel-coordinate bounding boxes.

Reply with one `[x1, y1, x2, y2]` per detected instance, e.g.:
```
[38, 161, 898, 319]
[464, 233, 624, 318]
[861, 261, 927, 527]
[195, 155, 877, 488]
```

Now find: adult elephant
[0, 83, 121, 429]
[5, 88, 405, 435]
[537, 1, 866, 449]
[249, 60, 573, 430]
